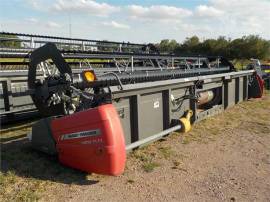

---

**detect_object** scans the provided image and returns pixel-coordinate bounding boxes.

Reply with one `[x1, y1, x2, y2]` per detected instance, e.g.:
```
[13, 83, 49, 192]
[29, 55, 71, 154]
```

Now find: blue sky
[0, 0, 269, 43]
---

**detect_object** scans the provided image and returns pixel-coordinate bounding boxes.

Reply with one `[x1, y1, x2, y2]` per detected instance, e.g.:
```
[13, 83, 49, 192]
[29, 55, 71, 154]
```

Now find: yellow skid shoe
[179, 110, 193, 133]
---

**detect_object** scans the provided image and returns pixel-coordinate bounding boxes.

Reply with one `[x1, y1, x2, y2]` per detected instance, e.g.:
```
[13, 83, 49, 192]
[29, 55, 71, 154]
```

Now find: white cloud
[26, 0, 41, 9]
[127, 5, 192, 22]
[25, 0, 48, 11]
[52, 0, 120, 16]
[195, 5, 224, 17]
[26, 18, 39, 23]
[102, 21, 130, 29]
[45, 21, 61, 28]
[23, 18, 62, 29]
[205, 0, 270, 36]
[1, 19, 64, 37]
[5, 0, 270, 42]
[174, 23, 211, 33]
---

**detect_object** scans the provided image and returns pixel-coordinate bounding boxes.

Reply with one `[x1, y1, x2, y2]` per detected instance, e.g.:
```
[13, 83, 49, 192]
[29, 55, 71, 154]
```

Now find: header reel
[28, 43, 239, 118]
[28, 43, 95, 117]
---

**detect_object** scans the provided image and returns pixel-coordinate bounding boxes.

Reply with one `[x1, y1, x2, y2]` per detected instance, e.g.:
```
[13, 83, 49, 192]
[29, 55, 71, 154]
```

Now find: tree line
[1, 33, 269, 60]
[157, 35, 270, 60]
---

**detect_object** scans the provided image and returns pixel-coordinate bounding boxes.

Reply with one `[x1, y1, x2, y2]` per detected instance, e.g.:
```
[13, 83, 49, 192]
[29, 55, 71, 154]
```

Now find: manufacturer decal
[61, 129, 101, 140]
[81, 138, 103, 145]
[154, 100, 159, 108]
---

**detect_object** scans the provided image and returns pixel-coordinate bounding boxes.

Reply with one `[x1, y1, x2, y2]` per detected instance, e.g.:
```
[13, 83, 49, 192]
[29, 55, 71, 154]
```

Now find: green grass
[132, 148, 161, 172]
[0, 129, 92, 201]
[158, 146, 174, 159]
[142, 162, 160, 173]
[132, 149, 152, 162]
[0, 92, 269, 201]
[181, 90, 270, 145]
[0, 171, 41, 202]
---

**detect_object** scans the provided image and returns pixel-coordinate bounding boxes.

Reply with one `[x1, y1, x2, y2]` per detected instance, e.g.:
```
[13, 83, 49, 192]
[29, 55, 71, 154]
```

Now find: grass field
[0, 91, 269, 201]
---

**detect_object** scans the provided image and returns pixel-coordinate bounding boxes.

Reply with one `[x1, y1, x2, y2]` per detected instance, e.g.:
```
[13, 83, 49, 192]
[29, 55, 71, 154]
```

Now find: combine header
[0, 33, 264, 175]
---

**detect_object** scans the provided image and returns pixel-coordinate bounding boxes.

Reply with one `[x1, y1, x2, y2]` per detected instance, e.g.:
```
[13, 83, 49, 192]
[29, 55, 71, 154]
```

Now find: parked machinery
[0, 33, 264, 175]
[260, 61, 270, 90]
[0, 32, 160, 123]
[26, 42, 263, 175]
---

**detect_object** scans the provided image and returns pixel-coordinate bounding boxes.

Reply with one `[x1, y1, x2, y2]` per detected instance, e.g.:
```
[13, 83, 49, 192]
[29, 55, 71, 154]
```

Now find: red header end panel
[255, 74, 264, 98]
[51, 104, 126, 176]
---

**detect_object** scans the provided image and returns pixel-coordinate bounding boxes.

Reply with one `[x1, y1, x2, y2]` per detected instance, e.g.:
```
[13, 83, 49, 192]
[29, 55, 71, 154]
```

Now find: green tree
[183, 36, 200, 47]
[0, 34, 21, 48]
[159, 39, 179, 53]
[175, 36, 200, 55]
[160, 35, 270, 60]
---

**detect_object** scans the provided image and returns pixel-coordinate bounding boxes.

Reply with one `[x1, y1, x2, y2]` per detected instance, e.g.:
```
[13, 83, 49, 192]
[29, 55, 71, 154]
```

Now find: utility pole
[68, 13, 72, 38]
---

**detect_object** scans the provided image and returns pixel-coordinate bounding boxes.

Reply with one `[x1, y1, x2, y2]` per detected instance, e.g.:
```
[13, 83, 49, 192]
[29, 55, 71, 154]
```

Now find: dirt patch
[1, 93, 270, 202]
